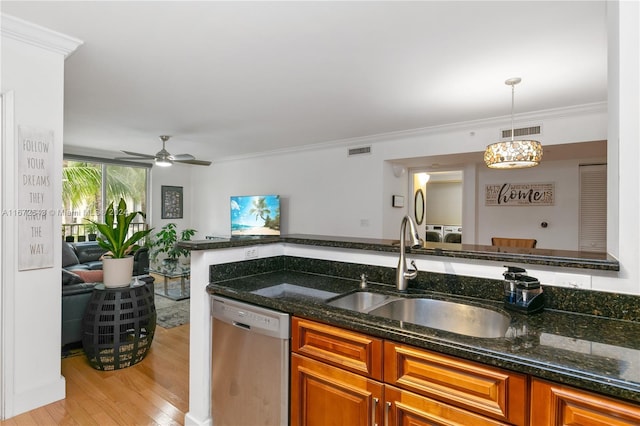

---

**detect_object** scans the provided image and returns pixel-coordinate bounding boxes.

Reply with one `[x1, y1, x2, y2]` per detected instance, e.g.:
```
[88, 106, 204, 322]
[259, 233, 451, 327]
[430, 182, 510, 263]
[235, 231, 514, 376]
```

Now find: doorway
[411, 170, 463, 243]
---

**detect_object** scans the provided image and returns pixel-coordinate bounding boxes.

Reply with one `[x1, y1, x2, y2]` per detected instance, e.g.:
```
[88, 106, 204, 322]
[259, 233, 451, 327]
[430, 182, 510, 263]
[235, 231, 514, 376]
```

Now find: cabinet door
[291, 353, 384, 426]
[531, 379, 640, 426]
[384, 385, 510, 426]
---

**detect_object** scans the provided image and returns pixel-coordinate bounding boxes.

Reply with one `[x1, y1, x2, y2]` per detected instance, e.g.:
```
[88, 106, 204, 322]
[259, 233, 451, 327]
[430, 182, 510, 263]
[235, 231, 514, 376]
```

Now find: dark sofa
[61, 241, 153, 346]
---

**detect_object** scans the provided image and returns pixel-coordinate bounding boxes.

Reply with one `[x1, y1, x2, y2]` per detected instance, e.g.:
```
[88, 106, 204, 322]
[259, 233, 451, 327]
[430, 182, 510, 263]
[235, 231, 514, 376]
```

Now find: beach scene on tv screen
[230, 195, 281, 236]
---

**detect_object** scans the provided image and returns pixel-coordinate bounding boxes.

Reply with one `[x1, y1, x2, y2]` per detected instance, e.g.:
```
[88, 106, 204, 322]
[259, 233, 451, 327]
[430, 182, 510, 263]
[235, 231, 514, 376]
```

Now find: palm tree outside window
[62, 156, 150, 242]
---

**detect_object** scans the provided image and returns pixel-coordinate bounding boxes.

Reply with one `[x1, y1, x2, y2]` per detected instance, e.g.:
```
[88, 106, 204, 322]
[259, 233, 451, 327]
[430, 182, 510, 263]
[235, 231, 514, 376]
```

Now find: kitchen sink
[368, 298, 511, 338]
[327, 291, 397, 313]
[251, 283, 340, 301]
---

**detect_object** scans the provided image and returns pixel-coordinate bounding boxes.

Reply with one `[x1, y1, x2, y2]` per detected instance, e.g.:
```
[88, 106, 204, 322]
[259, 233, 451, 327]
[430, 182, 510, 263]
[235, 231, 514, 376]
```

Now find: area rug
[151, 276, 191, 329]
[155, 298, 190, 329]
[61, 342, 84, 359]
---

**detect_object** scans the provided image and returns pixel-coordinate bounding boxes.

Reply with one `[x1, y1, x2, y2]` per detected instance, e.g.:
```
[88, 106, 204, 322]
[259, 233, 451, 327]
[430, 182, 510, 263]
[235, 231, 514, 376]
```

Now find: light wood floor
[2, 324, 190, 426]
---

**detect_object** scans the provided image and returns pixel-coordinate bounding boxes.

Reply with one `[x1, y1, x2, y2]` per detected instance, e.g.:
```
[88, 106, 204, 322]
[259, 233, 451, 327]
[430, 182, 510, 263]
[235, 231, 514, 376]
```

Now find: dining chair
[491, 237, 537, 248]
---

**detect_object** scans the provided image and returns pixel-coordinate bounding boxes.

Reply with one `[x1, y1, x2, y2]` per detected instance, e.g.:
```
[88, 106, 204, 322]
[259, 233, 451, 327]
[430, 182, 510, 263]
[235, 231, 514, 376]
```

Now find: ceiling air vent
[348, 146, 372, 156]
[501, 125, 542, 139]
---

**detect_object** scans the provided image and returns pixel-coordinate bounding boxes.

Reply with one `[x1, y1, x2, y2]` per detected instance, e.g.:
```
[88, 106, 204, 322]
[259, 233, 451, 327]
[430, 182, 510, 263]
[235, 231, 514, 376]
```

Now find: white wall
[191, 145, 387, 239]
[149, 163, 194, 233]
[475, 158, 605, 250]
[1, 15, 82, 418]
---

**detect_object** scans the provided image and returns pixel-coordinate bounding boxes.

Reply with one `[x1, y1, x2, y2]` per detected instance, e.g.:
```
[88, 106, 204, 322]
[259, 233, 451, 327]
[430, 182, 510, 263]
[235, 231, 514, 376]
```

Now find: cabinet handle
[372, 397, 379, 426]
[384, 401, 391, 426]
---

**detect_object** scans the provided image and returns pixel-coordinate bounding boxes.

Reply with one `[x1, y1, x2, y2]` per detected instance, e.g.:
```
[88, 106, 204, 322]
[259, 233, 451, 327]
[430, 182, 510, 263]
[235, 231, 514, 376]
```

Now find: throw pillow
[62, 269, 84, 286]
[73, 269, 104, 283]
[61, 241, 80, 267]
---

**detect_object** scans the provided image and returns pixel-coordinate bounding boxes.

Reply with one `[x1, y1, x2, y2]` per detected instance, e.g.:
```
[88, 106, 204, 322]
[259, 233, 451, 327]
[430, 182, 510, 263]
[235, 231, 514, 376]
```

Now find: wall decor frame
[161, 185, 183, 219]
[392, 195, 404, 208]
[485, 182, 554, 206]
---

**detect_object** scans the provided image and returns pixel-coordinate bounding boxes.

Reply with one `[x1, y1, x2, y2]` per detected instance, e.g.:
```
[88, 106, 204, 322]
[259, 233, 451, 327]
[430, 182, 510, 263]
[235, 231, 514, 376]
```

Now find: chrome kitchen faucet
[396, 215, 422, 291]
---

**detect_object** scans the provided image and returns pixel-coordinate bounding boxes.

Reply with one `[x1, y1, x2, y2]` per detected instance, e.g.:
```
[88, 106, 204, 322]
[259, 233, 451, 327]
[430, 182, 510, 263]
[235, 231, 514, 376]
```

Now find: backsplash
[210, 256, 640, 322]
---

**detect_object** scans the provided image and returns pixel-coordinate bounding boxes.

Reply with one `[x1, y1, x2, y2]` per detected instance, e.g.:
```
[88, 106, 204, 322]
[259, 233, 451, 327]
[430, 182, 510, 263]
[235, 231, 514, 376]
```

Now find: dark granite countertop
[180, 234, 620, 271]
[207, 270, 640, 404]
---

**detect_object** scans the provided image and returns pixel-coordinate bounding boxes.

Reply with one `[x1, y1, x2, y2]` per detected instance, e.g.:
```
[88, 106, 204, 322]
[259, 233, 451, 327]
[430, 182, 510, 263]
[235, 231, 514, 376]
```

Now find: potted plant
[88, 198, 153, 287]
[85, 222, 98, 241]
[149, 223, 196, 267]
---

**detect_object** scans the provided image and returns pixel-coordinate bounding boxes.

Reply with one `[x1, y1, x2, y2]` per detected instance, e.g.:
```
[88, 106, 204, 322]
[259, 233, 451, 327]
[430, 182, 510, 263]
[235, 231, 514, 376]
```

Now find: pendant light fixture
[484, 78, 542, 169]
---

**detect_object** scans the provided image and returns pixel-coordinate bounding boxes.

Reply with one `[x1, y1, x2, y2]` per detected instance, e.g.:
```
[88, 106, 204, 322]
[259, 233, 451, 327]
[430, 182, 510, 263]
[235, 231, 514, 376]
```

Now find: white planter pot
[103, 256, 134, 288]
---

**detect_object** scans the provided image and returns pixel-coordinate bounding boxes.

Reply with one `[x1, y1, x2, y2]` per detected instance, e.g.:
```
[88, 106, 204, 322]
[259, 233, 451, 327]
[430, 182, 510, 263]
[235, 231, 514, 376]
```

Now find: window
[62, 156, 150, 242]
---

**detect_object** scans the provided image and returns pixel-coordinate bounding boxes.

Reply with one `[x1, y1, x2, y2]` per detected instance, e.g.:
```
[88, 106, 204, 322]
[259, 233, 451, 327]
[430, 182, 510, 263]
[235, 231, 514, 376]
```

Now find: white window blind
[579, 164, 607, 252]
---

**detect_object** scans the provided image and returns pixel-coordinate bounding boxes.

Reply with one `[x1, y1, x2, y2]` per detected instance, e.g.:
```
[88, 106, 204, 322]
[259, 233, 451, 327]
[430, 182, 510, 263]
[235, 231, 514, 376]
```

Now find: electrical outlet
[244, 247, 258, 259]
[553, 272, 592, 289]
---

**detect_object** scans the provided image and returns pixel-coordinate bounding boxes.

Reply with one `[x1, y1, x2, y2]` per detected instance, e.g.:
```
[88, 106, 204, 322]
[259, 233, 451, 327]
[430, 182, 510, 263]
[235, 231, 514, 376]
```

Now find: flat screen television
[230, 194, 281, 237]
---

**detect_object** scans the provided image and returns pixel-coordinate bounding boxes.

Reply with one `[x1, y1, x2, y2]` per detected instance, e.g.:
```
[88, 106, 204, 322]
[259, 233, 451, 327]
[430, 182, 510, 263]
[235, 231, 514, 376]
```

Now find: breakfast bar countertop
[180, 233, 620, 271]
[206, 270, 640, 405]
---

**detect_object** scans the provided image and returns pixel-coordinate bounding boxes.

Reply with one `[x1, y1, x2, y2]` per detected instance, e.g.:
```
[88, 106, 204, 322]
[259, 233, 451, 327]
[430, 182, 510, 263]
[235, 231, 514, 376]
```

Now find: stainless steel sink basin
[368, 298, 511, 338]
[251, 283, 340, 301]
[327, 291, 396, 312]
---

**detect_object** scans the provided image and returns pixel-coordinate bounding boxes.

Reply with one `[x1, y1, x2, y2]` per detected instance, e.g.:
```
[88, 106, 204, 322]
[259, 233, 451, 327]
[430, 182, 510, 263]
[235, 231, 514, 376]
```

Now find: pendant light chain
[510, 82, 515, 142]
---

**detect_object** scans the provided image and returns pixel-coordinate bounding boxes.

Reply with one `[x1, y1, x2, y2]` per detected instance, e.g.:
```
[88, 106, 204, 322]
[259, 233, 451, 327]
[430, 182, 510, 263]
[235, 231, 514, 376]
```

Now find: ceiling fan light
[155, 157, 173, 167]
[484, 140, 543, 169]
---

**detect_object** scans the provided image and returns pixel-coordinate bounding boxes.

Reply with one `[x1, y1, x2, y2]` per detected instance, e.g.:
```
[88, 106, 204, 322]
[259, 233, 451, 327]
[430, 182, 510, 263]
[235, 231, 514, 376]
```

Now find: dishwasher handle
[233, 321, 251, 330]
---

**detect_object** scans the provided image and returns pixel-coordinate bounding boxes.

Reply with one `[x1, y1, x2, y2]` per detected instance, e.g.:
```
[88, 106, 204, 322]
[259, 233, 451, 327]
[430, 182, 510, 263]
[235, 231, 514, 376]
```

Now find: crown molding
[1, 14, 83, 58]
[216, 102, 608, 163]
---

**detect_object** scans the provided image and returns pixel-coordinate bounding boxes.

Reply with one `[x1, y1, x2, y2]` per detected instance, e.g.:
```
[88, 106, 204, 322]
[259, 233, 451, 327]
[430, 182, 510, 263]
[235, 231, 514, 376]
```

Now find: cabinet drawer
[531, 379, 640, 425]
[385, 384, 510, 426]
[292, 317, 383, 380]
[384, 341, 527, 425]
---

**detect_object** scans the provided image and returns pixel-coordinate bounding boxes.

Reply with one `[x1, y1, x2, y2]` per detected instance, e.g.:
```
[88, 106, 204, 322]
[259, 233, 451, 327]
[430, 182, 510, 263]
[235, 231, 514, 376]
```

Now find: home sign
[485, 182, 554, 206]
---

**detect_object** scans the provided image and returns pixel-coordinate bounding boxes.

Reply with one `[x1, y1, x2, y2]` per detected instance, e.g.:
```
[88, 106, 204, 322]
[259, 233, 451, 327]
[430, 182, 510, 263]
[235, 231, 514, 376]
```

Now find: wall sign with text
[485, 182, 554, 206]
[17, 126, 55, 270]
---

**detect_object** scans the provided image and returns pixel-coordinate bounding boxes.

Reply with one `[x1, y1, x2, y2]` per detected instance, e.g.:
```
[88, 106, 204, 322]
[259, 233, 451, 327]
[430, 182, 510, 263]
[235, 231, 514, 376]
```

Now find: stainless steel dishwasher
[211, 296, 290, 426]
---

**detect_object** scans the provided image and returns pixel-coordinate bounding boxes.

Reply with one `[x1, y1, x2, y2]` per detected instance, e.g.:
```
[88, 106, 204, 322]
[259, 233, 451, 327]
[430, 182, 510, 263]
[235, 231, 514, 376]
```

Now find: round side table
[82, 282, 156, 370]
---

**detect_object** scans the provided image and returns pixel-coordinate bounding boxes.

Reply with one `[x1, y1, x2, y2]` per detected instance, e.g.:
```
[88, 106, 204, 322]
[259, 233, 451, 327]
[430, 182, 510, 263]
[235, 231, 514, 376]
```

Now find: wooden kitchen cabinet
[530, 378, 640, 426]
[292, 317, 527, 426]
[290, 353, 384, 426]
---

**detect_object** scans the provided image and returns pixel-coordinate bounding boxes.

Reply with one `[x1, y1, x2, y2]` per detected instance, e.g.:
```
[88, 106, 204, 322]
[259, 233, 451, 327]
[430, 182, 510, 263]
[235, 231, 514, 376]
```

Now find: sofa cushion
[74, 242, 107, 264]
[73, 269, 103, 283]
[84, 261, 104, 270]
[65, 264, 91, 271]
[62, 269, 84, 286]
[62, 242, 80, 267]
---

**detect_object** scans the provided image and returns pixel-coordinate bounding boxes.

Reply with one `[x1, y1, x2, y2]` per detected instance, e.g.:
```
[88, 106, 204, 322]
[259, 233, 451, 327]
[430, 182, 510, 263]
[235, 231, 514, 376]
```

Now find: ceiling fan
[117, 135, 212, 167]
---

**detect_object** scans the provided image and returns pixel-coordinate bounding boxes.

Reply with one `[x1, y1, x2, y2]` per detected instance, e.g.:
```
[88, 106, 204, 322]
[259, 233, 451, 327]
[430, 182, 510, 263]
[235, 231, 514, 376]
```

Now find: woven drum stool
[82, 283, 156, 370]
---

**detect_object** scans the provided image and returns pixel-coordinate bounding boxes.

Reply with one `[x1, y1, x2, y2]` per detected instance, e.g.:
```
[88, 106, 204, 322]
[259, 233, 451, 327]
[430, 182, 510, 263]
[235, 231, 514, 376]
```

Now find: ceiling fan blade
[169, 153, 195, 161]
[175, 159, 212, 166]
[121, 150, 155, 159]
[115, 157, 153, 162]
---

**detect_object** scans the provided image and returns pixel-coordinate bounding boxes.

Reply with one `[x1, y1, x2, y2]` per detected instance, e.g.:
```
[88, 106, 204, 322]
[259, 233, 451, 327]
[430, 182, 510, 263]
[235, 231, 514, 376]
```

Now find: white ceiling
[2, 1, 608, 165]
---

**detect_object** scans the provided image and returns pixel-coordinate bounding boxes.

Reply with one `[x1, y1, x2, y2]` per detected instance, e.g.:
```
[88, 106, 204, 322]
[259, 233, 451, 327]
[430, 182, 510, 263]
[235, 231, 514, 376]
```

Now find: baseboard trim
[184, 411, 213, 426]
[11, 375, 65, 418]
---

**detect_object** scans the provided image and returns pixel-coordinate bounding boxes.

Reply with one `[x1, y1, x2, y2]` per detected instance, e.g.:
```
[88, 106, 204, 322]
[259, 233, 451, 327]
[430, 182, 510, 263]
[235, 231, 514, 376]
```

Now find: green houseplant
[149, 223, 196, 266]
[88, 198, 153, 287]
[85, 222, 98, 241]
